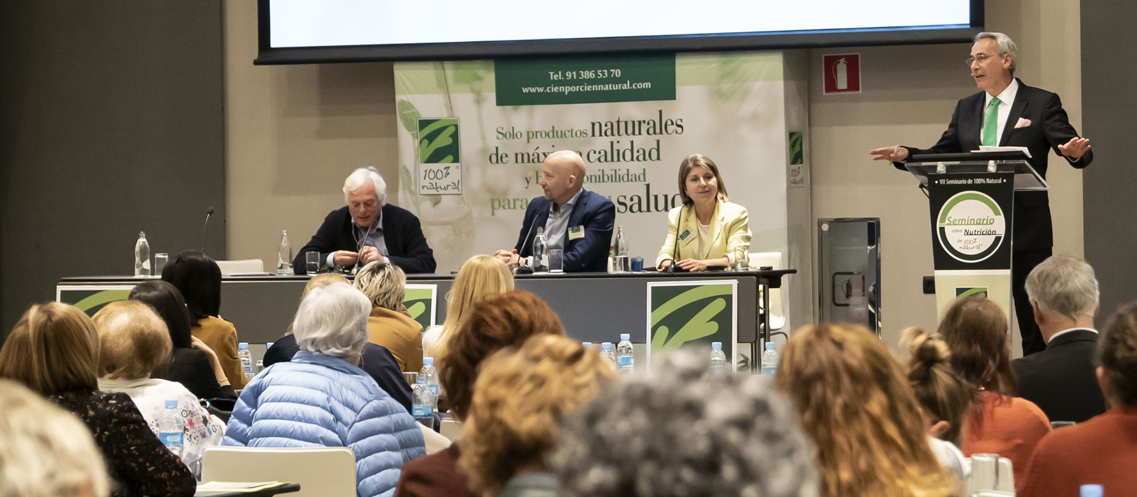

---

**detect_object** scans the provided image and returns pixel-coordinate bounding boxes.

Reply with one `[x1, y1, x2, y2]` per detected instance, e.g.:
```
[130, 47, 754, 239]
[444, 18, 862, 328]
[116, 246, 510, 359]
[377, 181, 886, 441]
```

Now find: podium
[905, 151, 1044, 320]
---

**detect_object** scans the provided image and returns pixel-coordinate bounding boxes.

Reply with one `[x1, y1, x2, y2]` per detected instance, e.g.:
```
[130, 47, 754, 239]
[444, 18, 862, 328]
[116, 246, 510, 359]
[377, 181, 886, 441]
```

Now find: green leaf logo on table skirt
[650, 284, 733, 350]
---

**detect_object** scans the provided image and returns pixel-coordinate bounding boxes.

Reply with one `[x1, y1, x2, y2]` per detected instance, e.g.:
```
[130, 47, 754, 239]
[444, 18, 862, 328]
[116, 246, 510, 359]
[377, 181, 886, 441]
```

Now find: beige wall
[225, 0, 1083, 350]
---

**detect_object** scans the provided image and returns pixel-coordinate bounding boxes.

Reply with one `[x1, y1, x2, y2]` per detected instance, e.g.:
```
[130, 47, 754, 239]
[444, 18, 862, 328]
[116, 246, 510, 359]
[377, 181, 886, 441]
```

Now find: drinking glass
[305, 251, 320, 274]
[153, 253, 169, 275]
[548, 248, 564, 273]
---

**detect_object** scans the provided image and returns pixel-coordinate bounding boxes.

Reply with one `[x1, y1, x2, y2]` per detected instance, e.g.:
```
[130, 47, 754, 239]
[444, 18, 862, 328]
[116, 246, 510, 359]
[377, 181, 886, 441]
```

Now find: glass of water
[153, 253, 169, 275]
[548, 248, 564, 273]
[305, 251, 320, 275]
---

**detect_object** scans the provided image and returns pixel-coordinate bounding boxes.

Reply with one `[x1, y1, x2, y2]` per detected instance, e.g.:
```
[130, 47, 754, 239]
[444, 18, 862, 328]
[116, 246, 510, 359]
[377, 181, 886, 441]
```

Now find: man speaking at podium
[870, 32, 1093, 356]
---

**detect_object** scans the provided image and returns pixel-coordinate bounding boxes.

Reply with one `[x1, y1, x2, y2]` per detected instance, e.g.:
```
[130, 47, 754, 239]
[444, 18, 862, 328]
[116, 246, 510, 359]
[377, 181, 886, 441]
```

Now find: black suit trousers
[1013, 248, 1052, 356]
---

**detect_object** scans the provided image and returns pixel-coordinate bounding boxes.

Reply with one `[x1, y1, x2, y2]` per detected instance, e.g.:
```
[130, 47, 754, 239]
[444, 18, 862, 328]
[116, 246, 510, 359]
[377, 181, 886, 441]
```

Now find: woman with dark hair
[656, 154, 751, 271]
[938, 296, 1050, 490]
[129, 280, 235, 400]
[161, 250, 246, 389]
[1019, 301, 1137, 495]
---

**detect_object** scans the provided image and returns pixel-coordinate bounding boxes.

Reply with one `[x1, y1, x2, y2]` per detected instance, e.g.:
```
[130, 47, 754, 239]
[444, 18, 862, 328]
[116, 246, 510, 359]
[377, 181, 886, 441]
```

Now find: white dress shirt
[983, 79, 1020, 146]
[543, 188, 582, 251]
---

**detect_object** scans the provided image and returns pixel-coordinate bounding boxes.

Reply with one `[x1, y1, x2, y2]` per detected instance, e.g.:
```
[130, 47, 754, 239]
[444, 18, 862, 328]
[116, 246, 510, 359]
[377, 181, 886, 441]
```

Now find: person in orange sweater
[353, 261, 423, 373]
[1019, 301, 1137, 496]
[938, 297, 1050, 492]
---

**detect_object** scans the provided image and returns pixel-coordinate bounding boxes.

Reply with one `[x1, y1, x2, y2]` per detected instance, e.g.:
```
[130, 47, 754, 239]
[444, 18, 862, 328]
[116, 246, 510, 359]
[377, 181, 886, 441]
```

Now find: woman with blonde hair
[93, 301, 225, 478]
[778, 323, 955, 497]
[423, 255, 514, 360]
[656, 154, 751, 271]
[0, 302, 195, 497]
[459, 334, 616, 497]
[355, 260, 424, 372]
[937, 297, 1049, 491]
[903, 327, 972, 493]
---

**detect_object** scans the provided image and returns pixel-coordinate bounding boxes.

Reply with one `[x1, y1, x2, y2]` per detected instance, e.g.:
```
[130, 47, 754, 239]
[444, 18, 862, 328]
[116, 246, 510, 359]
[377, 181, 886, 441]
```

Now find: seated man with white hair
[224, 282, 427, 497]
[1013, 254, 1107, 423]
[295, 166, 436, 274]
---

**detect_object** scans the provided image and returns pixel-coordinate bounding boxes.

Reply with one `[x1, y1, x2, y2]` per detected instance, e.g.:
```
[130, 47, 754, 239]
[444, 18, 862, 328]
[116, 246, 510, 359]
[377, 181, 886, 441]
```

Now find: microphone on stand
[201, 207, 214, 253]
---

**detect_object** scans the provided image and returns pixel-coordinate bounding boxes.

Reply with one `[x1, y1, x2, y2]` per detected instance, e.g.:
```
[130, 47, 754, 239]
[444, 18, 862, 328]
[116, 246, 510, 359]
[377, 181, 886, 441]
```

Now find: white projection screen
[256, 0, 982, 64]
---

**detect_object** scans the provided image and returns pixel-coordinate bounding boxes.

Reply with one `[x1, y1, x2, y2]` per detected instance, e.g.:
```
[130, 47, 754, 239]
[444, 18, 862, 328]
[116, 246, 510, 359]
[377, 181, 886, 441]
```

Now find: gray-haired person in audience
[552, 350, 820, 497]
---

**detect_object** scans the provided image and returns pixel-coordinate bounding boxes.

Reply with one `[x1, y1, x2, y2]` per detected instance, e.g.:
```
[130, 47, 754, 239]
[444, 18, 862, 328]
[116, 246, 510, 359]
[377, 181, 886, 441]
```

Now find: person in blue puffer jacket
[223, 282, 426, 497]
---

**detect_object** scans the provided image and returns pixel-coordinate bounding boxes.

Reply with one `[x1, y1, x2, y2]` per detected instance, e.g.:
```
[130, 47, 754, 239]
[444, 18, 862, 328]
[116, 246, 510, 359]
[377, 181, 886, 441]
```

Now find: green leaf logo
[418, 118, 460, 164]
[650, 284, 734, 352]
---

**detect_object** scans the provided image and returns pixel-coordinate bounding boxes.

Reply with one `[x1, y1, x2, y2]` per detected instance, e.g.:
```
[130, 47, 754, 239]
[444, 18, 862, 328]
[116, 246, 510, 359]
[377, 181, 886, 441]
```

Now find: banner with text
[394, 52, 796, 273]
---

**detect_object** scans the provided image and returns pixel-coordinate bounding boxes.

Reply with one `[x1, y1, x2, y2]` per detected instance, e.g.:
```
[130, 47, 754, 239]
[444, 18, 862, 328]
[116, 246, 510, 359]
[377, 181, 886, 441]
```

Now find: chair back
[201, 446, 356, 497]
[215, 259, 265, 276]
[748, 252, 786, 331]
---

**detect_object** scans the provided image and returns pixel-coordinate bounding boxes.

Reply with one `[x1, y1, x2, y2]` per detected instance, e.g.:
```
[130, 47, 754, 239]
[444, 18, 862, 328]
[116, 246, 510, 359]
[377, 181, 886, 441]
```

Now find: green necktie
[982, 97, 1002, 146]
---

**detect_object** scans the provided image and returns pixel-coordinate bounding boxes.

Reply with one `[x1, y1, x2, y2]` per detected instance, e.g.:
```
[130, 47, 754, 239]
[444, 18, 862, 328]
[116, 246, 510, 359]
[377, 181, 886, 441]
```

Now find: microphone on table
[666, 205, 688, 273]
[201, 207, 214, 252]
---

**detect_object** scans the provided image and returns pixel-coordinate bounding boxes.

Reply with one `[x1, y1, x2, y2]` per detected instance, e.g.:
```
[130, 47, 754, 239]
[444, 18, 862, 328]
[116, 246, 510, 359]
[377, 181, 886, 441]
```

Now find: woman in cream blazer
[656, 154, 751, 270]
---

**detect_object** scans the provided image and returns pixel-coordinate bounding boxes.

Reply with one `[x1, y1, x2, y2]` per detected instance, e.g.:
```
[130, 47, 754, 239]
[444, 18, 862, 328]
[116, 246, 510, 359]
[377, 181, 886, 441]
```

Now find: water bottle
[600, 342, 616, 367]
[255, 360, 264, 374]
[238, 342, 253, 379]
[616, 334, 634, 375]
[412, 362, 437, 426]
[709, 342, 727, 375]
[420, 357, 439, 411]
[581, 341, 592, 349]
[613, 227, 630, 273]
[157, 398, 184, 457]
[266, 341, 274, 351]
[532, 227, 548, 272]
[1081, 484, 1103, 497]
[277, 230, 293, 275]
[761, 342, 778, 376]
[134, 232, 151, 277]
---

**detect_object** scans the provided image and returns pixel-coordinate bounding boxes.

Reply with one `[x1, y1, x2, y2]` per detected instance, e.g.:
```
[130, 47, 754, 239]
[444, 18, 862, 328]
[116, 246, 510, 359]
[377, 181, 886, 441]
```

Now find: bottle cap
[602, 342, 612, 351]
[1080, 484, 1103, 497]
[239, 342, 249, 349]
[620, 333, 630, 341]
[267, 342, 274, 349]
[582, 342, 592, 348]
[424, 357, 434, 366]
[165, 399, 178, 409]
[765, 342, 776, 351]
[711, 342, 722, 351]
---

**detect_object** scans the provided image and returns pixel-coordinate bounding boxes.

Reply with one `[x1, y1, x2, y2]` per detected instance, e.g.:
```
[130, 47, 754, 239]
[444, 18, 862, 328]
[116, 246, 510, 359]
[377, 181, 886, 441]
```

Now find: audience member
[0, 302, 195, 497]
[0, 379, 110, 497]
[1013, 254, 1106, 422]
[938, 297, 1050, 490]
[423, 254, 514, 360]
[162, 250, 247, 389]
[264, 273, 412, 412]
[458, 335, 615, 497]
[553, 349, 819, 497]
[128, 280, 236, 400]
[224, 282, 426, 497]
[778, 323, 954, 497]
[1019, 301, 1137, 496]
[394, 291, 566, 497]
[354, 261, 424, 373]
[903, 327, 972, 493]
[92, 301, 225, 477]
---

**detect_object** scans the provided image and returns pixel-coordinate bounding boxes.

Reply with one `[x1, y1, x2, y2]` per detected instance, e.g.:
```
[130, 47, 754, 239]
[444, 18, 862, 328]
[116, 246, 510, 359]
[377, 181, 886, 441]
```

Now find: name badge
[568, 225, 585, 240]
[679, 229, 691, 241]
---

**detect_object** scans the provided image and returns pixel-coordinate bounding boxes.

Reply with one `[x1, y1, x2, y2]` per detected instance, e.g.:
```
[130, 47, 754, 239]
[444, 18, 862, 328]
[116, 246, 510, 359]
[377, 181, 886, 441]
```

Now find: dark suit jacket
[294, 203, 436, 274]
[263, 334, 414, 414]
[513, 188, 615, 272]
[1013, 328, 1106, 423]
[898, 79, 1093, 251]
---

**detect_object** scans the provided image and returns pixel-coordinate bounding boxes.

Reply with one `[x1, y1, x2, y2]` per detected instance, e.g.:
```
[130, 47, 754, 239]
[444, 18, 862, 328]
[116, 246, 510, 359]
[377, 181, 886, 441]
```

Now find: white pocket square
[1015, 118, 1032, 129]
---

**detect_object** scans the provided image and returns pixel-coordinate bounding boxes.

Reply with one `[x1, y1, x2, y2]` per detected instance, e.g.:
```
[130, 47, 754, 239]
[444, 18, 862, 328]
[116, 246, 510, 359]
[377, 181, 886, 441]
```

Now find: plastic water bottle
[420, 357, 439, 411]
[134, 232, 151, 277]
[277, 230, 293, 275]
[616, 334, 634, 375]
[157, 399, 184, 457]
[1081, 484, 1103, 497]
[613, 227, 630, 273]
[532, 227, 548, 272]
[412, 362, 437, 426]
[761, 342, 778, 376]
[600, 342, 616, 367]
[238, 342, 253, 379]
[582, 341, 592, 349]
[709, 342, 727, 375]
[266, 341, 274, 351]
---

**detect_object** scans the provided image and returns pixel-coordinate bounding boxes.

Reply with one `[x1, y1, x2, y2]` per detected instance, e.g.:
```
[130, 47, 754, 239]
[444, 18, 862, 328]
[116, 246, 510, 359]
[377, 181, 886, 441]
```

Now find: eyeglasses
[965, 53, 1002, 67]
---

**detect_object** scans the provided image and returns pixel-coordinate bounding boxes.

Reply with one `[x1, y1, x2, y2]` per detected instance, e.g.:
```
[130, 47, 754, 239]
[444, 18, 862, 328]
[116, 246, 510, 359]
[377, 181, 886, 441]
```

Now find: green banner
[647, 281, 737, 371]
[494, 54, 676, 106]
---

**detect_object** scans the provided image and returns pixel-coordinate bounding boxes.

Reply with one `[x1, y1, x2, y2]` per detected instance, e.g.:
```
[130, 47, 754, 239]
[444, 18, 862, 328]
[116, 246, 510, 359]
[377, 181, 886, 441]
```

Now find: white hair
[1025, 254, 1100, 321]
[343, 167, 387, 204]
[292, 282, 371, 363]
[0, 379, 110, 497]
[975, 32, 1018, 76]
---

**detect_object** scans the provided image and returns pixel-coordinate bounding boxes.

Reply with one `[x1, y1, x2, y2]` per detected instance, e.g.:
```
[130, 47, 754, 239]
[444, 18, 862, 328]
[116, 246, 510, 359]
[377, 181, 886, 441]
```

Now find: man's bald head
[539, 150, 586, 206]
